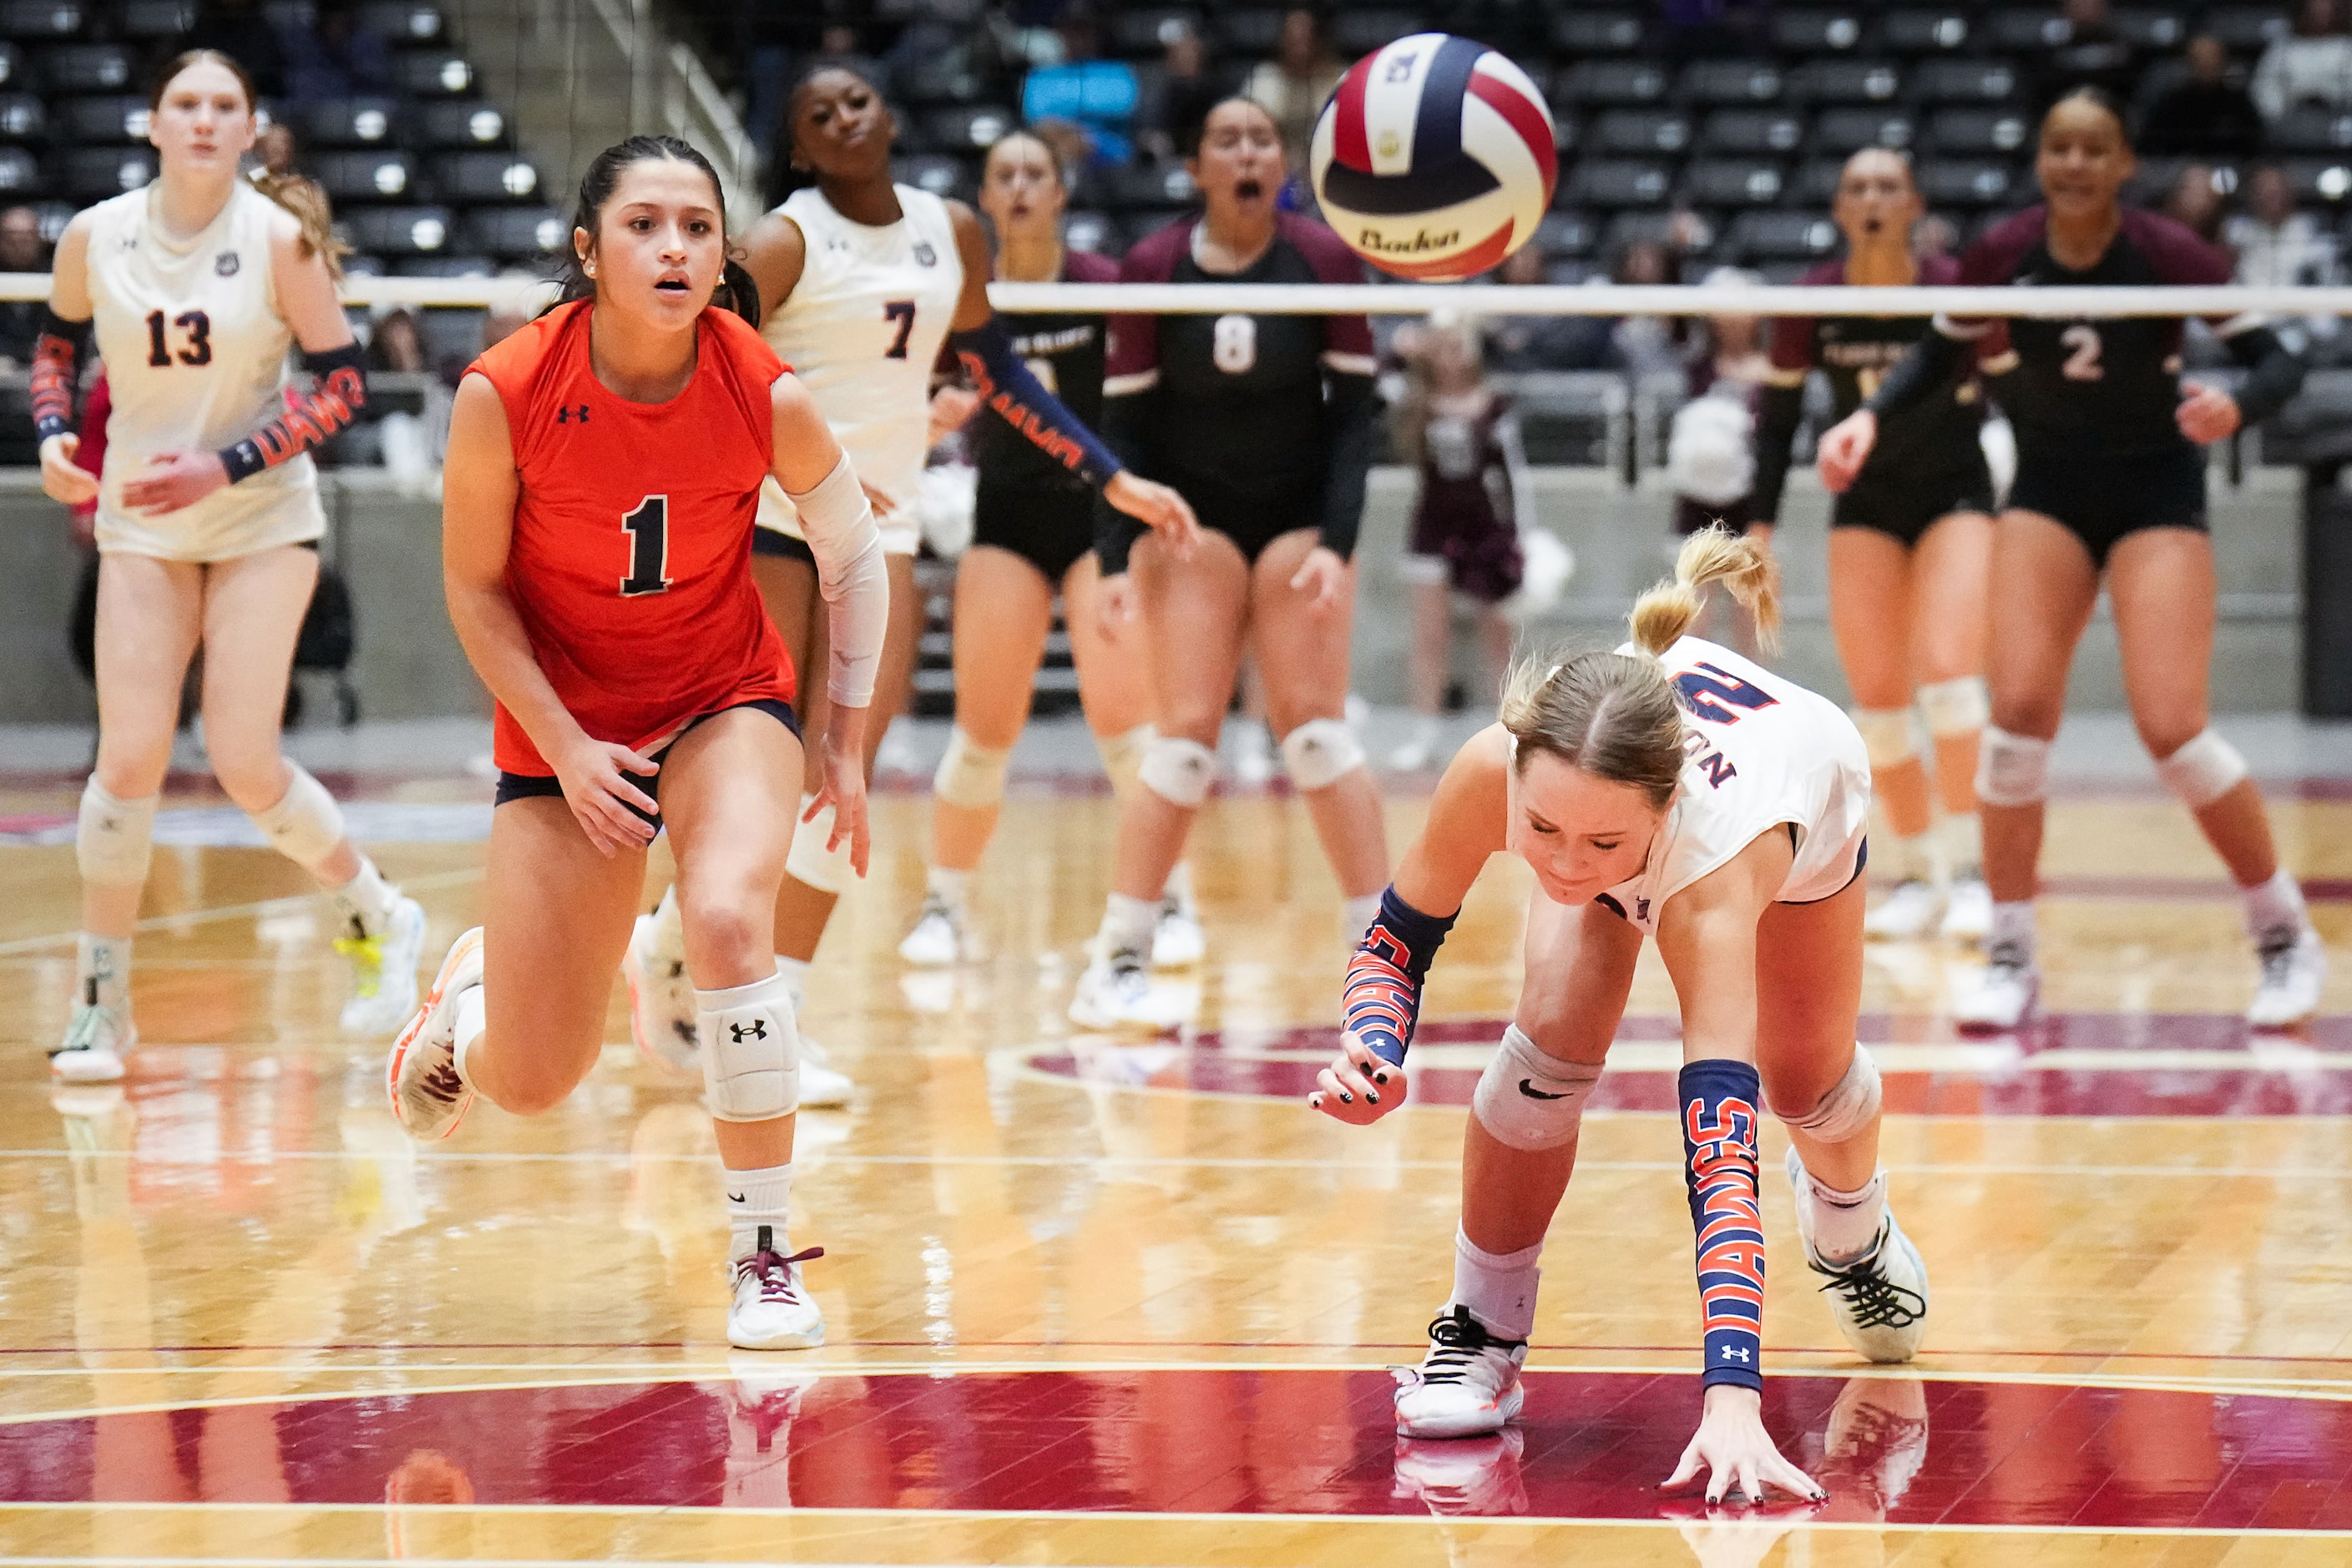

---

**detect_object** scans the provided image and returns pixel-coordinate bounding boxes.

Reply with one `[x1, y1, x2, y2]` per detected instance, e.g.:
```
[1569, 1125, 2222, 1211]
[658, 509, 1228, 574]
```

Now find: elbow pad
[950, 319, 1122, 487]
[221, 341, 369, 483]
[31, 309, 91, 441]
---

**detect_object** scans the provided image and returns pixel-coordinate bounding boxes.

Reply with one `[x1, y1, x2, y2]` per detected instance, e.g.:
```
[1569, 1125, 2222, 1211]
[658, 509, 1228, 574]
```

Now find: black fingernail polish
[1339, 1091, 1353, 1104]
[1366, 1090, 1379, 1104]
[1373, 1070, 1389, 1084]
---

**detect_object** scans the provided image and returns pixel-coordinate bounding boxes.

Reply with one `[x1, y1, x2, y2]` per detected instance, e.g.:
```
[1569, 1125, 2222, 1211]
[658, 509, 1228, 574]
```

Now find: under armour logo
[913, 240, 937, 266]
[555, 403, 589, 423]
[1518, 1080, 1568, 1100]
[215, 250, 240, 276]
[1720, 1346, 1753, 1363]
[1636, 897, 1651, 921]
[730, 1020, 766, 1043]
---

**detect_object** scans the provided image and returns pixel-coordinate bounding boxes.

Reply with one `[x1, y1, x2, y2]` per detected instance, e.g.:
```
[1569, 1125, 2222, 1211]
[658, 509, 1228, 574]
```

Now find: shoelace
[2258, 931, 2304, 980]
[56, 1005, 113, 1057]
[1416, 1306, 1524, 1386]
[1809, 1234, 1926, 1330]
[739, 1244, 827, 1302]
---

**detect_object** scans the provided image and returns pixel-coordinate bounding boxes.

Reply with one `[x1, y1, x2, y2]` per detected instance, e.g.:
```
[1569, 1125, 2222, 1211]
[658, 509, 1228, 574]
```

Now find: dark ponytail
[553, 132, 758, 325]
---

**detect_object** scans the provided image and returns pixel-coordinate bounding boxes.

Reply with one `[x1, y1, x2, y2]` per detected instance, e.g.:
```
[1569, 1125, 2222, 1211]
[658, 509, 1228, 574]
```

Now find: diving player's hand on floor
[809, 717, 873, 879]
[120, 449, 230, 515]
[1289, 544, 1349, 612]
[1103, 470, 1201, 557]
[2176, 381, 2241, 444]
[1813, 410, 1876, 494]
[38, 433, 97, 506]
[553, 736, 660, 857]
[1663, 1386, 1826, 1508]
[1309, 1029, 1405, 1125]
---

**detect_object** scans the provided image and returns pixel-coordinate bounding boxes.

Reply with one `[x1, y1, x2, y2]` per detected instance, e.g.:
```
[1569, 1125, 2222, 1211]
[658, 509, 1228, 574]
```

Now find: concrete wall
[0, 463, 2304, 726]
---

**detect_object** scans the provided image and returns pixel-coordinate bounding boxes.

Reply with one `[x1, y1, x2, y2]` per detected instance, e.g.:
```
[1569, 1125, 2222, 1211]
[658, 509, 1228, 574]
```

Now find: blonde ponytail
[1628, 525, 1781, 656]
[250, 169, 350, 281]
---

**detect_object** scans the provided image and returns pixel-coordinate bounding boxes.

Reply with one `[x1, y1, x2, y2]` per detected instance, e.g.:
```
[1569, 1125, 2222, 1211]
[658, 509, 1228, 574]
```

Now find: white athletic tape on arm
[2155, 728, 2249, 807]
[249, 763, 346, 873]
[1279, 717, 1366, 792]
[1137, 735, 1216, 807]
[1975, 726, 2051, 807]
[697, 969, 800, 1121]
[75, 779, 158, 887]
[933, 726, 1013, 810]
[787, 453, 889, 707]
[1778, 1045, 1882, 1144]
[1471, 1024, 1602, 1152]
[1915, 675, 1990, 737]
[785, 801, 857, 893]
[1095, 724, 1154, 801]
[1848, 707, 1916, 772]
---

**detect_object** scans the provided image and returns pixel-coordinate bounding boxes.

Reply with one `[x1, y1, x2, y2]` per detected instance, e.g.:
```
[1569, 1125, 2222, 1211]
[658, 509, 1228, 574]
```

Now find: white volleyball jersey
[1593, 636, 1871, 934]
[757, 183, 963, 550]
[84, 180, 323, 560]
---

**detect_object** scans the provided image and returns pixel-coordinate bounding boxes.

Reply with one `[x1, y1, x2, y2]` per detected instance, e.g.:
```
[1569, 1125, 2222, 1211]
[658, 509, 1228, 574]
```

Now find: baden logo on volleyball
[1311, 33, 1557, 282]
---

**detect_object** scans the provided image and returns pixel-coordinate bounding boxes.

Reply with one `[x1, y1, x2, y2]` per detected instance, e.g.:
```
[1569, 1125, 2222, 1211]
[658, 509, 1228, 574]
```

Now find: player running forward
[1753, 149, 1995, 945]
[37, 48, 422, 1083]
[387, 136, 890, 1352]
[1070, 96, 1390, 1029]
[1313, 530, 1927, 1503]
[624, 63, 1198, 1079]
[898, 129, 1203, 970]
[1818, 88, 2324, 1029]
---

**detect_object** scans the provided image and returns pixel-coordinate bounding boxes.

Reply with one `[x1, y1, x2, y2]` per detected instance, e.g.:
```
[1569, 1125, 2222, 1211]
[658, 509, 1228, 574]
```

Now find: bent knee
[1509, 1004, 1612, 1069]
[675, 895, 771, 976]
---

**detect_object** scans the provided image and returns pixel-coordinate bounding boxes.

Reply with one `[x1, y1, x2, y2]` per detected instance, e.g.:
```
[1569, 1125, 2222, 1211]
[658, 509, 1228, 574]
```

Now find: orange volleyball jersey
[469, 301, 795, 776]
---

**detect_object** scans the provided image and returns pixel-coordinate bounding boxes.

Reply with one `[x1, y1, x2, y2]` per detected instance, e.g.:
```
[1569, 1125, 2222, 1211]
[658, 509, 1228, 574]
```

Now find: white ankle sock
[331, 857, 400, 936]
[74, 933, 132, 1017]
[1451, 1227, 1541, 1341]
[927, 865, 971, 913]
[1797, 1163, 1887, 1265]
[1098, 893, 1158, 963]
[725, 1161, 794, 1262]
[1162, 861, 1195, 912]
[1989, 900, 2036, 957]
[2243, 867, 2309, 942]
[1936, 812, 1983, 882]
[451, 985, 486, 1085]
[775, 954, 812, 1014]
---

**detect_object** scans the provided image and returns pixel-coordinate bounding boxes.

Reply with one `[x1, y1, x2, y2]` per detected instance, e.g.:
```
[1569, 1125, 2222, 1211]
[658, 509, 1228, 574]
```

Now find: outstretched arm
[33, 212, 95, 505]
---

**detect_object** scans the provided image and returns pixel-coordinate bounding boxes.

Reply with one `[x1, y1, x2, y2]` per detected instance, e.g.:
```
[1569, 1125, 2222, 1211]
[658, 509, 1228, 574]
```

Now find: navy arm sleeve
[949, 318, 1123, 488]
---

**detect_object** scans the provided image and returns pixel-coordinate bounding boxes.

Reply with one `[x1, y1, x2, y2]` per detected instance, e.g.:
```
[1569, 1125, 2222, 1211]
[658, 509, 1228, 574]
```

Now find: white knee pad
[1470, 1025, 1603, 1152]
[2155, 728, 2248, 808]
[76, 779, 159, 888]
[1975, 726, 2051, 807]
[697, 969, 801, 1121]
[1137, 735, 1216, 807]
[933, 726, 1012, 811]
[1778, 1045, 1882, 1144]
[1095, 723, 1153, 802]
[1847, 707, 1916, 772]
[250, 763, 346, 873]
[1279, 717, 1366, 792]
[1916, 675, 1990, 737]
[785, 797, 857, 893]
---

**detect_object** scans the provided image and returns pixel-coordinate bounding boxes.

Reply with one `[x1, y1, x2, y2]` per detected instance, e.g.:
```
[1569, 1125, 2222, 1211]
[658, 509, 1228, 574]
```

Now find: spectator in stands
[2253, 0, 2352, 121]
[281, 0, 393, 104]
[366, 306, 425, 373]
[1655, 0, 1769, 61]
[1485, 241, 1611, 371]
[1606, 236, 1689, 376]
[2036, 0, 2141, 114]
[2162, 163, 2228, 245]
[1240, 9, 1344, 180]
[183, 0, 286, 98]
[0, 204, 50, 367]
[2140, 35, 2264, 158]
[1021, 5, 1140, 165]
[2231, 163, 2341, 343]
[1136, 20, 1227, 166]
[1669, 267, 1772, 545]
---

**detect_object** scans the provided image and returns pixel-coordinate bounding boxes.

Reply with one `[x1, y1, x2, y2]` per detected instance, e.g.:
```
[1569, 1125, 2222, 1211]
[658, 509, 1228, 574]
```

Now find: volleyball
[1309, 33, 1557, 281]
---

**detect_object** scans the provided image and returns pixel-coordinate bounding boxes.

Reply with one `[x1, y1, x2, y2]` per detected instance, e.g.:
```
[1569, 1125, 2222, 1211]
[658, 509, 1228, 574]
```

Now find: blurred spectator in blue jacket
[281, 0, 394, 103]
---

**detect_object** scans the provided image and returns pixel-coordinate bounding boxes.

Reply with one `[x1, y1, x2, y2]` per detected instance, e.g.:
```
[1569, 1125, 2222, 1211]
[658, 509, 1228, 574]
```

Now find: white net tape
[0, 271, 2346, 316]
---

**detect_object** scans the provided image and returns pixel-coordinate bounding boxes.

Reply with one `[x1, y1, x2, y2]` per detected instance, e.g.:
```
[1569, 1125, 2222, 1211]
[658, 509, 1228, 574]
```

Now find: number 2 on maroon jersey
[883, 300, 916, 359]
[620, 495, 670, 597]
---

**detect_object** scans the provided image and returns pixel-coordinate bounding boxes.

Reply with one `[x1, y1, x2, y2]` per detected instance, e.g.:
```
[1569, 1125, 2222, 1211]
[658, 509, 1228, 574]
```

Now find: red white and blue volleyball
[1310, 33, 1557, 281]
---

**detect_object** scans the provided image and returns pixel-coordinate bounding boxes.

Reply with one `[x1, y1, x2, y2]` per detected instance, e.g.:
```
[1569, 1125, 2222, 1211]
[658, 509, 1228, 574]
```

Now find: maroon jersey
[1767, 254, 1984, 480]
[1948, 206, 2244, 458]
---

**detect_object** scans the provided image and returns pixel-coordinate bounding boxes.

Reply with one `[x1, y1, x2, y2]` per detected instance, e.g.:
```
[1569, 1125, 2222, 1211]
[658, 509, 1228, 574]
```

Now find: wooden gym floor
[3, 757, 2352, 1567]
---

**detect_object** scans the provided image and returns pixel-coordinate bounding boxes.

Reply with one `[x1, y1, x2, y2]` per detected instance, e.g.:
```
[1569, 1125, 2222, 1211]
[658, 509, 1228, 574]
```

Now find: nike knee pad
[785, 797, 856, 893]
[933, 726, 1012, 810]
[697, 969, 800, 1122]
[2155, 727, 2248, 808]
[1916, 675, 1990, 737]
[249, 762, 346, 873]
[1776, 1044, 1881, 1144]
[76, 779, 158, 888]
[1137, 735, 1216, 807]
[1471, 1024, 1602, 1152]
[1279, 716, 1366, 792]
[1975, 726, 2051, 807]
[1847, 707, 1916, 772]
[1095, 723, 1153, 802]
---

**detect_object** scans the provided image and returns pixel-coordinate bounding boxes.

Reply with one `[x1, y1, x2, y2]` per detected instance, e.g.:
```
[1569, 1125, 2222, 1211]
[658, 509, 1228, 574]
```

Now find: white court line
[0, 869, 483, 957]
